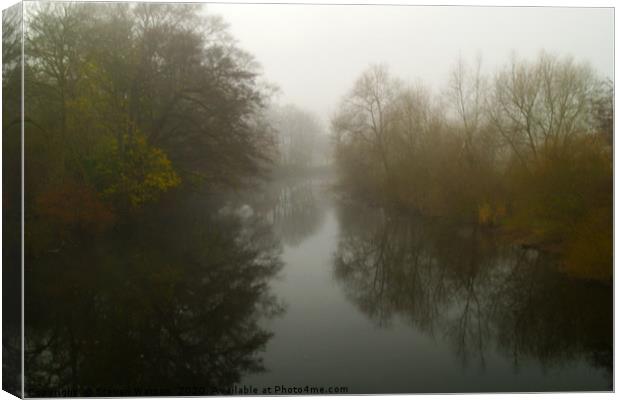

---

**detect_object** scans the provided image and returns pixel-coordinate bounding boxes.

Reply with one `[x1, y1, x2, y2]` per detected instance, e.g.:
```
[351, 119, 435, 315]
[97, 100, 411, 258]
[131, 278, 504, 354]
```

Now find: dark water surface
[24, 177, 612, 396]
[240, 177, 612, 393]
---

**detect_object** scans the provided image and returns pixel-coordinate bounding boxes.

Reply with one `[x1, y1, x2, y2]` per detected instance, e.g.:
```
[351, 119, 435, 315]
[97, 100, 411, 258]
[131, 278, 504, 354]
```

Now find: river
[240, 176, 612, 393]
[23, 174, 612, 395]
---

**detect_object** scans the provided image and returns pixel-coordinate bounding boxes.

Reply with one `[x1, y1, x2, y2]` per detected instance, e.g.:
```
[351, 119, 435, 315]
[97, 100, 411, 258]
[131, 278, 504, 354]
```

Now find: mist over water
[3, 2, 612, 396]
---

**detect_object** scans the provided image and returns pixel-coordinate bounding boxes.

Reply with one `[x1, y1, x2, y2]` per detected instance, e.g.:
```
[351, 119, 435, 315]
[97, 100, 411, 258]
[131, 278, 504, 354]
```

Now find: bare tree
[488, 52, 598, 167]
[389, 83, 443, 160]
[332, 64, 399, 175]
[447, 55, 488, 163]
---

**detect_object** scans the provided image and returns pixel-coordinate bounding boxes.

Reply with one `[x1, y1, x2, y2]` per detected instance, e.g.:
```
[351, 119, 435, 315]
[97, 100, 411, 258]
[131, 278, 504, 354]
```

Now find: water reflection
[25, 193, 283, 396]
[239, 179, 328, 247]
[333, 201, 612, 378]
[270, 182, 325, 246]
[22, 177, 613, 395]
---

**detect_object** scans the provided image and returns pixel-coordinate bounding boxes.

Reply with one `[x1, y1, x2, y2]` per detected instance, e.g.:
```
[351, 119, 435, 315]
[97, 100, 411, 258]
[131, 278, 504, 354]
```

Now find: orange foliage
[35, 181, 116, 234]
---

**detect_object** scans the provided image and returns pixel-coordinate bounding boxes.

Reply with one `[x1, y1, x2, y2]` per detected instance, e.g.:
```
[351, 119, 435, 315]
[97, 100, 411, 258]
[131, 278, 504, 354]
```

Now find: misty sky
[205, 4, 614, 126]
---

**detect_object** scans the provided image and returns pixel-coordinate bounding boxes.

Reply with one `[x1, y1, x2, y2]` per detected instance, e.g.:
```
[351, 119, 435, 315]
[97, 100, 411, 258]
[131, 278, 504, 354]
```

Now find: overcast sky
[205, 4, 614, 125]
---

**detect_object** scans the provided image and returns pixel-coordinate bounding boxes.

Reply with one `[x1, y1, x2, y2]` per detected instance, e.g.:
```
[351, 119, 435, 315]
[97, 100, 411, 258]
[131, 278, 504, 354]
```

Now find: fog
[6, 2, 612, 396]
[206, 3, 613, 123]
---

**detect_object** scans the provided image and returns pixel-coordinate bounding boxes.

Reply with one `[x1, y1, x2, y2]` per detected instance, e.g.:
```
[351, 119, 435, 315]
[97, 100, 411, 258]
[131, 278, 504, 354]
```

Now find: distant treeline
[331, 55, 612, 281]
[268, 104, 332, 176]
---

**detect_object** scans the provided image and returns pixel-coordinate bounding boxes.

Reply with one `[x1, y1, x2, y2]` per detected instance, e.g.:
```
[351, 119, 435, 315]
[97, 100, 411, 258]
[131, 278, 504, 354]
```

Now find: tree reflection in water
[333, 200, 612, 377]
[250, 179, 328, 247]
[25, 193, 283, 396]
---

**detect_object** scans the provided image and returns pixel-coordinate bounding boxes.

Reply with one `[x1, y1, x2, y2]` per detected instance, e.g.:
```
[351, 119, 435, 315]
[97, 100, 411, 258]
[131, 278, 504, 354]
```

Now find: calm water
[23, 176, 612, 396]
[241, 177, 612, 393]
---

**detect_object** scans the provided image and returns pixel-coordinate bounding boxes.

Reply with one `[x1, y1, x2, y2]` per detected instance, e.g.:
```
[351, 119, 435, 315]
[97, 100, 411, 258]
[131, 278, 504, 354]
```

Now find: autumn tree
[332, 54, 612, 280]
[23, 2, 276, 237]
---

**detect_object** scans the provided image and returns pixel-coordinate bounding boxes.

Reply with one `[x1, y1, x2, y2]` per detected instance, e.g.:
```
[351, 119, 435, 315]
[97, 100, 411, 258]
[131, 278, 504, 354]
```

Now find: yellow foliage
[478, 203, 492, 225]
[89, 133, 181, 209]
[477, 202, 506, 226]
